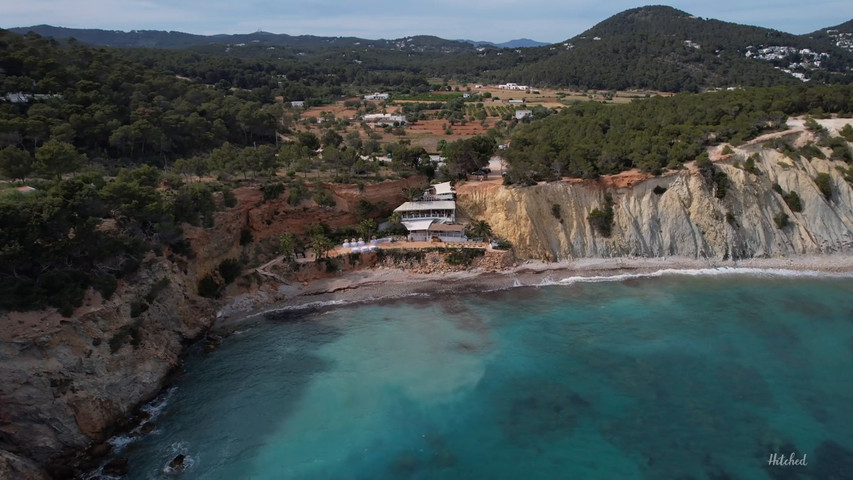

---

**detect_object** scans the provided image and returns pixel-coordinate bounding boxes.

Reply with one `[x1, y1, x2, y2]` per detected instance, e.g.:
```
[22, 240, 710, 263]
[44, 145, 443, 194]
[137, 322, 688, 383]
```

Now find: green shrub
[840, 124, 853, 142]
[218, 258, 243, 285]
[744, 154, 760, 175]
[109, 320, 143, 353]
[445, 248, 486, 266]
[653, 185, 667, 195]
[799, 144, 825, 160]
[91, 273, 118, 301]
[774, 212, 790, 229]
[312, 189, 336, 207]
[588, 193, 615, 237]
[130, 300, 148, 318]
[240, 228, 253, 246]
[814, 173, 833, 200]
[713, 171, 729, 199]
[551, 203, 562, 220]
[263, 183, 285, 201]
[223, 189, 238, 208]
[198, 274, 222, 298]
[493, 239, 513, 250]
[323, 257, 340, 273]
[782, 191, 803, 212]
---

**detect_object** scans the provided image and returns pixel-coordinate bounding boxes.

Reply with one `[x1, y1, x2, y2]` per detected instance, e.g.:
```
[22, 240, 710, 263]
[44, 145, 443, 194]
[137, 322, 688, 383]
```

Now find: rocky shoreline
[213, 253, 853, 334]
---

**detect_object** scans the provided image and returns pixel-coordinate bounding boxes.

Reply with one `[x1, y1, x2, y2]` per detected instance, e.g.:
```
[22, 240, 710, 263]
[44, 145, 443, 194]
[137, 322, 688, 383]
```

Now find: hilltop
[9, 25, 484, 54]
[503, 5, 853, 90]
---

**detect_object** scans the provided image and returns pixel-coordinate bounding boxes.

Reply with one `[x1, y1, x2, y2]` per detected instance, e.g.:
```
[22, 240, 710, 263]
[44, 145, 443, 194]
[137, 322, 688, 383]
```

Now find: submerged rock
[102, 456, 129, 476]
[168, 454, 185, 469]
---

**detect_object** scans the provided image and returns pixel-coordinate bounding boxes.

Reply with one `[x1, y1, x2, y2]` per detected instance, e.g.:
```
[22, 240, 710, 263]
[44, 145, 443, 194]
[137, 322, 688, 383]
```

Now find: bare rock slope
[460, 136, 853, 261]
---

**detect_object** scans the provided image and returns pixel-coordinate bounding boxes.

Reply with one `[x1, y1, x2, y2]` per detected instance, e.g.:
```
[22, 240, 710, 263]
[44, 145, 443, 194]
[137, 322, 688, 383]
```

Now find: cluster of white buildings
[744, 46, 829, 66]
[826, 30, 853, 52]
[497, 83, 530, 91]
[744, 45, 832, 82]
[364, 92, 390, 101]
[3, 92, 63, 103]
[362, 114, 407, 126]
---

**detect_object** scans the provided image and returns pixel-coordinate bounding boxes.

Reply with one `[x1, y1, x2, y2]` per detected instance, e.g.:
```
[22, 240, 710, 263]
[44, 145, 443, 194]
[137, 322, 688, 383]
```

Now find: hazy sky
[4, 1, 853, 43]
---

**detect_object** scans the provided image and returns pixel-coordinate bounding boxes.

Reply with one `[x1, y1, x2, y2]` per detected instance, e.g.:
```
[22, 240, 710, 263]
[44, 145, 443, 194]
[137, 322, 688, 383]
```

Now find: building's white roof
[394, 201, 456, 212]
[402, 220, 435, 232]
[432, 182, 454, 195]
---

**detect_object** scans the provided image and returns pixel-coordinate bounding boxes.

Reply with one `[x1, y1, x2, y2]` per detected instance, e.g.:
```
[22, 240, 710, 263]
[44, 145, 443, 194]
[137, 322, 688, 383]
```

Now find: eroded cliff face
[0, 255, 214, 478]
[459, 143, 853, 261]
[0, 177, 424, 477]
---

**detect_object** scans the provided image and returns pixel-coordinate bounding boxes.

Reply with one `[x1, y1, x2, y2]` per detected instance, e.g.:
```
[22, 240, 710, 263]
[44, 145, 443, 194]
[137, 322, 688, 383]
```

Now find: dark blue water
[108, 271, 853, 479]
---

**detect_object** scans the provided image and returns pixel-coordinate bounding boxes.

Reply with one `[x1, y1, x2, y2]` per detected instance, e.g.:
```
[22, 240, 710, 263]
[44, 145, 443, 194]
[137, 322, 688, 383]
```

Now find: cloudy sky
[4, 1, 852, 43]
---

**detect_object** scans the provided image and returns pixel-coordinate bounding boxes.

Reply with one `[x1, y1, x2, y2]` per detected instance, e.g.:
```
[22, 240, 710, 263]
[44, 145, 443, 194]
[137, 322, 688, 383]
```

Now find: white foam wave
[140, 386, 176, 420]
[556, 267, 853, 286]
[261, 292, 433, 318]
[106, 434, 136, 452]
[483, 266, 853, 291]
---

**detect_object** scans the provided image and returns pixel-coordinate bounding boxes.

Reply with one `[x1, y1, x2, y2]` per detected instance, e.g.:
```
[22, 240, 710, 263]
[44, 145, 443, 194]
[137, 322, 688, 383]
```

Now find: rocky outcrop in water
[458, 134, 853, 261]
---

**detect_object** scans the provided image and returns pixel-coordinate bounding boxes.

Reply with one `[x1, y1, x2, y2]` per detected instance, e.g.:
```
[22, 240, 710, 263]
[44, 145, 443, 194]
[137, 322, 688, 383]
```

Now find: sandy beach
[212, 254, 853, 333]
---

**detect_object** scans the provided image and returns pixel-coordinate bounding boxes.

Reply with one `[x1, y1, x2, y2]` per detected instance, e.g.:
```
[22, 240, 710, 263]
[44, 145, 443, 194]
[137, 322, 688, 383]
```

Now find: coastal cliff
[0, 177, 424, 478]
[459, 135, 853, 261]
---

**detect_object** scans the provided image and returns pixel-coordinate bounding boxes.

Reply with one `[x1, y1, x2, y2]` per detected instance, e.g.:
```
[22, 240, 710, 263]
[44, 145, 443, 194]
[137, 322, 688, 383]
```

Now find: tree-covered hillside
[0, 30, 456, 315]
[502, 6, 853, 90]
[503, 85, 853, 184]
[10, 25, 480, 53]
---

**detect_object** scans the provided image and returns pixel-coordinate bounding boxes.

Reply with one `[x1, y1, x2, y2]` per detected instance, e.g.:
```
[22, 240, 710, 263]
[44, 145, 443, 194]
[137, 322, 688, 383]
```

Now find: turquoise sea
[103, 270, 853, 479]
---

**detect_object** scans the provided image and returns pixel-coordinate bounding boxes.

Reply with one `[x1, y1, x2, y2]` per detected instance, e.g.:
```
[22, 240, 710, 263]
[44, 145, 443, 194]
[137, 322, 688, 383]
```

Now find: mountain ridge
[8, 25, 555, 52]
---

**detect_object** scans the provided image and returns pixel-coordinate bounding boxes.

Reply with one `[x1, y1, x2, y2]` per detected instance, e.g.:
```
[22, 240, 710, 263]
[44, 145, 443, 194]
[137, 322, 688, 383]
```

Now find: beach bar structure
[427, 223, 466, 241]
[402, 220, 467, 242]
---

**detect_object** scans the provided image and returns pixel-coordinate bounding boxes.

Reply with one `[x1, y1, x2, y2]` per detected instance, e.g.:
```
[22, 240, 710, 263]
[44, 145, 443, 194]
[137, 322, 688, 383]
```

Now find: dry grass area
[300, 103, 360, 120]
[406, 118, 491, 136]
[283, 85, 667, 155]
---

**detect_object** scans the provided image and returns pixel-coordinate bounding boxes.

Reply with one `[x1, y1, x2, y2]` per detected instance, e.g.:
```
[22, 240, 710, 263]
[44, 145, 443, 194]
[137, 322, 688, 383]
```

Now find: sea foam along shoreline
[212, 254, 853, 333]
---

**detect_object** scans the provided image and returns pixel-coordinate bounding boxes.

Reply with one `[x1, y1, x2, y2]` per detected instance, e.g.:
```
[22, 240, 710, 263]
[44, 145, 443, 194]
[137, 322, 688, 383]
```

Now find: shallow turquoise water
[114, 272, 853, 479]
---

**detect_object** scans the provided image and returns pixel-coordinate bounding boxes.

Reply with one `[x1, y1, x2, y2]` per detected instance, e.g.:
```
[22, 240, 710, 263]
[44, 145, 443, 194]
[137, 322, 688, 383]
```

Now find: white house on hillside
[364, 92, 390, 101]
[423, 181, 455, 201]
[497, 83, 529, 91]
[363, 114, 406, 126]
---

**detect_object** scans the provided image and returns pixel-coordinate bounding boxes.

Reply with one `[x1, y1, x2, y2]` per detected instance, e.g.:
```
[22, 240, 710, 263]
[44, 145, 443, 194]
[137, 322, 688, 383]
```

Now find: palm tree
[310, 234, 334, 260]
[389, 212, 402, 226]
[278, 233, 297, 261]
[356, 219, 376, 240]
[466, 220, 493, 241]
[401, 186, 421, 202]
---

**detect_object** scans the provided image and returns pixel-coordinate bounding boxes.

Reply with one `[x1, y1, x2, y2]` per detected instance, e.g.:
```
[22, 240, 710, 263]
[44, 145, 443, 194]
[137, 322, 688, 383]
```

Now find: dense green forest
[502, 85, 853, 184]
